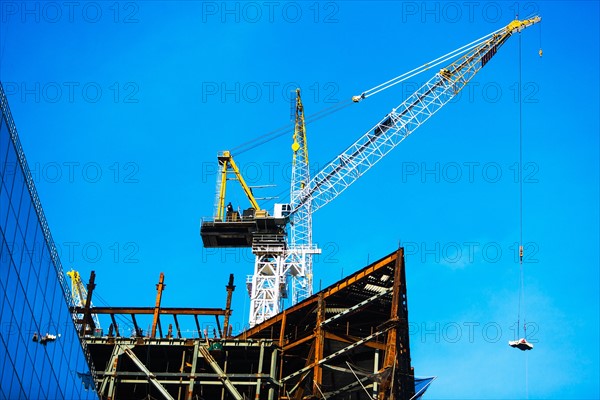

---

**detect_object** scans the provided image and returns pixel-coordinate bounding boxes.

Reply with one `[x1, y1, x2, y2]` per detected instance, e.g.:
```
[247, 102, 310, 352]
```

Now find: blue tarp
[413, 376, 436, 399]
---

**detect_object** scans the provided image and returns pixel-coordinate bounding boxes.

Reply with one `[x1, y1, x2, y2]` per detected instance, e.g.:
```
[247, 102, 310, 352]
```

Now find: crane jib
[297, 77, 447, 204]
[290, 17, 540, 216]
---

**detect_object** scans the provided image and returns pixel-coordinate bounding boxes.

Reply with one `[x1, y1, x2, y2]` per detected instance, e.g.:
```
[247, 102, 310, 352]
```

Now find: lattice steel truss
[287, 89, 320, 306]
[292, 17, 541, 214]
[248, 242, 287, 327]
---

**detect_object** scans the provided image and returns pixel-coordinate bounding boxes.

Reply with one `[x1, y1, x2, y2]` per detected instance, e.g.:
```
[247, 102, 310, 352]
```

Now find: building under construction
[74, 248, 422, 399]
[2, 15, 544, 400]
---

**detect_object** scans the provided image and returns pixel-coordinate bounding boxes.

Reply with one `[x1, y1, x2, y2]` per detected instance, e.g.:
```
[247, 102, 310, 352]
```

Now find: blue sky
[1, 1, 598, 398]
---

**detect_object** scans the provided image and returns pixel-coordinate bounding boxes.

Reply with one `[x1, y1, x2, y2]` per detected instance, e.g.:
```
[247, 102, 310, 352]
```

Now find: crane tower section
[287, 89, 320, 305]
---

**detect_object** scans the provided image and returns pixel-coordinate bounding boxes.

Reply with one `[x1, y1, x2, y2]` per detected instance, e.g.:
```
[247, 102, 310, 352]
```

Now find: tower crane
[67, 269, 101, 334]
[201, 17, 541, 327]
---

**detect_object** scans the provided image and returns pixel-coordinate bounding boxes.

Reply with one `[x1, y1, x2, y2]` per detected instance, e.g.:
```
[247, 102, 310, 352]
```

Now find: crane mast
[247, 90, 321, 326]
[290, 89, 311, 249]
[287, 89, 320, 305]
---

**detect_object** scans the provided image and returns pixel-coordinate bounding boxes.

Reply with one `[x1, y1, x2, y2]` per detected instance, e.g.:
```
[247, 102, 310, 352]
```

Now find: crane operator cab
[201, 205, 287, 248]
[200, 151, 289, 248]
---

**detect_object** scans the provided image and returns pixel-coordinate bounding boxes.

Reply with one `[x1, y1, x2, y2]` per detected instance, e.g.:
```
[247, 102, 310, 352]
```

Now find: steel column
[151, 272, 166, 338]
[198, 345, 243, 400]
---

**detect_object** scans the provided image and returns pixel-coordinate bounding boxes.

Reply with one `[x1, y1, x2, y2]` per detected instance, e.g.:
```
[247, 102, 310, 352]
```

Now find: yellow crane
[67, 269, 101, 334]
[201, 17, 541, 326]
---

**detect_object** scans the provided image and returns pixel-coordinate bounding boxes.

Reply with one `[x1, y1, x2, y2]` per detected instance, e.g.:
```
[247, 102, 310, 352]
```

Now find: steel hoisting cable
[231, 27, 505, 156]
[358, 27, 505, 99]
[517, 30, 526, 341]
[516, 29, 530, 400]
[538, 18, 543, 57]
[93, 291, 135, 331]
[231, 100, 354, 156]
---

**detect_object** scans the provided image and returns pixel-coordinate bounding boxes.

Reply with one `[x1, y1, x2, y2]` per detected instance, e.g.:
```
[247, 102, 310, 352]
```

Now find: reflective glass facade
[0, 83, 98, 399]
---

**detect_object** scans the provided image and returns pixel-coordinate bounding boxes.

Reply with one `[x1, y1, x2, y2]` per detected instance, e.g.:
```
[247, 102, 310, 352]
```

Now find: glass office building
[0, 83, 98, 399]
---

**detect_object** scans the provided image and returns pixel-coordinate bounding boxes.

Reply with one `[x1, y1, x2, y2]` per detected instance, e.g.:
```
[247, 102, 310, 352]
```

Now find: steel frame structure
[87, 337, 280, 400]
[80, 248, 415, 399]
[240, 248, 413, 400]
[72, 272, 236, 341]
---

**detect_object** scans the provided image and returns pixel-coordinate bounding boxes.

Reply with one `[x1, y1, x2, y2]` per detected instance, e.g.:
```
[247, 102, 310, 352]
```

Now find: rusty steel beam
[378, 248, 414, 400]
[173, 314, 182, 339]
[194, 315, 201, 339]
[237, 297, 318, 339]
[81, 250, 413, 399]
[151, 272, 166, 339]
[238, 252, 396, 339]
[80, 270, 97, 336]
[312, 293, 325, 396]
[289, 342, 315, 400]
[281, 324, 394, 384]
[222, 274, 235, 338]
[72, 307, 228, 315]
[320, 253, 396, 298]
[278, 310, 287, 347]
[131, 314, 141, 337]
[109, 314, 120, 337]
[324, 331, 387, 351]
[282, 333, 314, 352]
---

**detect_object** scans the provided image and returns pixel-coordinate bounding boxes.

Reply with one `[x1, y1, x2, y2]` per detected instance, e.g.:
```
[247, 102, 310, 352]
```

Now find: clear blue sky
[1, 1, 598, 398]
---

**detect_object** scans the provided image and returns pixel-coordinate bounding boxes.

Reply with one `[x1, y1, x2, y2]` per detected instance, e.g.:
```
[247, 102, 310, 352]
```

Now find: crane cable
[516, 29, 527, 341]
[231, 26, 505, 156]
[231, 100, 354, 156]
[516, 28, 530, 400]
[358, 26, 505, 99]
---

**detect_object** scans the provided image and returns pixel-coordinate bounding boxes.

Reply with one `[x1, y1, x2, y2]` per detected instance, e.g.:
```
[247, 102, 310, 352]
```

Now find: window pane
[1, 135, 17, 195]
[0, 182, 10, 229]
[3, 204, 17, 249]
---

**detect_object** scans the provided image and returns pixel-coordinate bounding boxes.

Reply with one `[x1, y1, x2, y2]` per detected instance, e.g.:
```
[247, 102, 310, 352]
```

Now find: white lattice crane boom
[292, 17, 540, 214]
